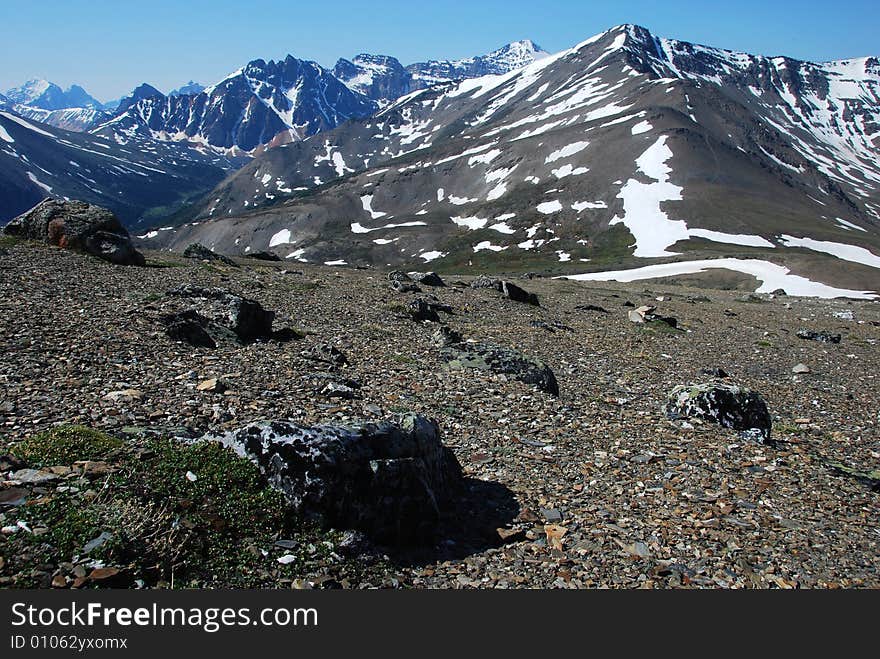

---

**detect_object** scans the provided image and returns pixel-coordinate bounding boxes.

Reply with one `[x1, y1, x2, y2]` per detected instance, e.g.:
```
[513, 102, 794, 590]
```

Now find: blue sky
[2, 0, 877, 101]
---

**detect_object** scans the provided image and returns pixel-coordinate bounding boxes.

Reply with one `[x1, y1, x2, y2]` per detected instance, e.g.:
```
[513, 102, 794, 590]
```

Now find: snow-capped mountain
[4, 80, 109, 131]
[333, 40, 550, 104]
[0, 110, 241, 227]
[5, 79, 102, 110]
[92, 57, 377, 154]
[169, 81, 206, 96]
[408, 39, 550, 85]
[152, 25, 879, 295]
[333, 55, 412, 104]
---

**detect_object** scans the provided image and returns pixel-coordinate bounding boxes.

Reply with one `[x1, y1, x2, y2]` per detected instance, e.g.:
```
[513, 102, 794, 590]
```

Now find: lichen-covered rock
[797, 330, 841, 344]
[666, 383, 772, 441]
[390, 279, 421, 293]
[470, 276, 502, 290]
[388, 270, 413, 283]
[3, 199, 145, 266]
[439, 333, 559, 396]
[183, 243, 239, 267]
[203, 414, 462, 543]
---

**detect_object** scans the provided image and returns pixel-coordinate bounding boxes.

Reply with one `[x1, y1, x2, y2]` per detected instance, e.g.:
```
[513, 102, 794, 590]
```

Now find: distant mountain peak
[168, 81, 205, 96]
[5, 79, 102, 111]
[335, 40, 549, 104]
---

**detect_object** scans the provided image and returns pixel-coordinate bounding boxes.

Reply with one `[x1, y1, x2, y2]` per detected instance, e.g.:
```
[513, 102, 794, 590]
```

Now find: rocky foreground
[1, 239, 879, 589]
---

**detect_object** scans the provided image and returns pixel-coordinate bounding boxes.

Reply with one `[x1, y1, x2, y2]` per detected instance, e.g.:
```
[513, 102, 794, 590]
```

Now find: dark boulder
[390, 279, 421, 293]
[666, 383, 772, 442]
[470, 277, 539, 306]
[183, 243, 239, 267]
[164, 285, 277, 345]
[797, 330, 841, 344]
[248, 250, 281, 262]
[407, 298, 453, 323]
[3, 198, 145, 266]
[408, 298, 440, 322]
[388, 271, 413, 283]
[202, 414, 463, 543]
[303, 343, 349, 367]
[408, 271, 445, 287]
[501, 281, 539, 306]
[161, 310, 217, 349]
[576, 304, 609, 314]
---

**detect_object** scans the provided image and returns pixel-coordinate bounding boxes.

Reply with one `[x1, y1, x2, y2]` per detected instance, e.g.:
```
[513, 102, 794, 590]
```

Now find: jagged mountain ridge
[150, 25, 879, 294]
[0, 111, 242, 227]
[90, 57, 378, 155]
[333, 40, 550, 104]
[90, 40, 550, 154]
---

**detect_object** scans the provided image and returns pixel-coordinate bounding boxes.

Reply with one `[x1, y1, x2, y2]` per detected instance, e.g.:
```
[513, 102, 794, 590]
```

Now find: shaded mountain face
[5, 79, 102, 110]
[0, 110, 241, 228]
[333, 40, 550, 104]
[153, 25, 879, 293]
[93, 58, 377, 154]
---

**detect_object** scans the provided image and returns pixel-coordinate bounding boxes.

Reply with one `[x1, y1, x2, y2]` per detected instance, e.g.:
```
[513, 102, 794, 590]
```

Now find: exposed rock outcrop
[665, 383, 772, 441]
[435, 327, 559, 396]
[203, 414, 463, 543]
[183, 243, 239, 267]
[2, 199, 145, 266]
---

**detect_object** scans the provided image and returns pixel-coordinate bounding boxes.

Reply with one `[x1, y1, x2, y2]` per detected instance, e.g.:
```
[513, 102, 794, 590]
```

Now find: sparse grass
[0, 235, 24, 248]
[145, 258, 184, 269]
[10, 425, 122, 466]
[385, 302, 409, 315]
[2, 431, 339, 588]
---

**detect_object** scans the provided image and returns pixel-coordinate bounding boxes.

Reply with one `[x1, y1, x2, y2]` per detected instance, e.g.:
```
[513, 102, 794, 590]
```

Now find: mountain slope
[0, 110, 241, 228]
[11, 105, 110, 132]
[333, 40, 550, 104]
[92, 58, 377, 154]
[146, 25, 879, 294]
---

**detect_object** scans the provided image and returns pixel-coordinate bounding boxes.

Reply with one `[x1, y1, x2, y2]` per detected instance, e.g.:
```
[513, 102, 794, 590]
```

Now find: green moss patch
[10, 425, 123, 466]
[1, 433, 344, 589]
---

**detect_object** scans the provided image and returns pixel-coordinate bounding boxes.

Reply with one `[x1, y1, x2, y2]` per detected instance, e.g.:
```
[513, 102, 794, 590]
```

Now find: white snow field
[561, 259, 877, 299]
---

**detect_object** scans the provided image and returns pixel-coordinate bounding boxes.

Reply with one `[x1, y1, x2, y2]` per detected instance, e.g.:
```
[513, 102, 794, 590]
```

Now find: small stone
[88, 567, 121, 581]
[792, 363, 811, 374]
[103, 389, 143, 403]
[10, 468, 58, 485]
[197, 378, 227, 393]
[83, 531, 114, 554]
[540, 507, 563, 523]
[185, 471, 198, 482]
[51, 575, 67, 588]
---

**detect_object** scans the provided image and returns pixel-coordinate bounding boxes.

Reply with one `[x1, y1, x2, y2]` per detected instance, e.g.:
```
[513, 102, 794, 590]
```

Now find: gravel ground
[1, 243, 879, 588]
